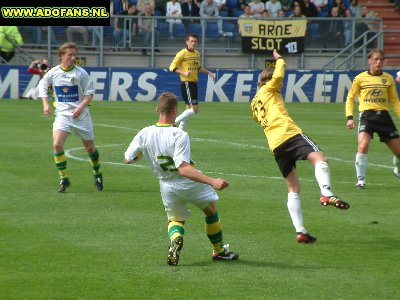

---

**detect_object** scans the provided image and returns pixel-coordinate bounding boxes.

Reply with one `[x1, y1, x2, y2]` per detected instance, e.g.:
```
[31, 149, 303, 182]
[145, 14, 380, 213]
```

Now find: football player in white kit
[124, 92, 238, 266]
[39, 42, 103, 193]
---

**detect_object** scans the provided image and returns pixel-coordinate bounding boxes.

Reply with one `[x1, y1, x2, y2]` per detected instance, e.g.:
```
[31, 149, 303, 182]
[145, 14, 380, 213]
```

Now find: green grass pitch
[0, 99, 399, 299]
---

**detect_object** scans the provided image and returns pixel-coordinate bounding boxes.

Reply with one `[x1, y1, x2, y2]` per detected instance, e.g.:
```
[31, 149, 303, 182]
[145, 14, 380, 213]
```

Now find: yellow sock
[53, 151, 68, 179]
[205, 213, 224, 253]
[168, 221, 185, 241]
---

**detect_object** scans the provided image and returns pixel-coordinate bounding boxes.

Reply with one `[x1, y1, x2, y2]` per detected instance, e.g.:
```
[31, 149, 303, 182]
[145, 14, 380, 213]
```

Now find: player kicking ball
[251, 49, 350, 244]
[124, 91, 238, 265]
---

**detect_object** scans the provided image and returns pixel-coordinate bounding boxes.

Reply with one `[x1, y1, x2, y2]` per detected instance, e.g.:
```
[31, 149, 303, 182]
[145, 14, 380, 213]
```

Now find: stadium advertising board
[1, 66, 399, 103]
[238, 19, 307, 54]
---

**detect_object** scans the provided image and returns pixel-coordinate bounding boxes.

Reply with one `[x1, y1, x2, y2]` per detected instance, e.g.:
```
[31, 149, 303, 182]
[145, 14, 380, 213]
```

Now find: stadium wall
[1, 65, 399, 102]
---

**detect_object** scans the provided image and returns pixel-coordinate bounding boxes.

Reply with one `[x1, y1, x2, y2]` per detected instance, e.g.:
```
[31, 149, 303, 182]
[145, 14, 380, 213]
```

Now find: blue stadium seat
[223, 21, 237, 36]
[219, 10, 229, 17]
[226, 0, 239, 10]
[233, 9, 244, 17]
[188, 23, 203, 36]
[172, 23, 186, 37]
[205, 22, 220, 38]
[307, 23, 320, 38]
[156, 21, 169, 36]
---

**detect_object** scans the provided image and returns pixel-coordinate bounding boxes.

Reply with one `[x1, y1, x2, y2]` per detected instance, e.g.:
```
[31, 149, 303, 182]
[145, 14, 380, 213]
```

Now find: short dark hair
[186, 33, 198, 41]
[368, 48, 385, 59]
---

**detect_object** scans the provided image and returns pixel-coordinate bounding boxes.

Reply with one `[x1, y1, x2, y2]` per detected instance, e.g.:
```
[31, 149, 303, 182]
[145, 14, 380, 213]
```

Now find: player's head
[58, 42, 77, 67]
[257, 68, 274, 87]
[368, 48, 385, 75]
[185, 33, 198, 50]
[157, 92, 178, 115]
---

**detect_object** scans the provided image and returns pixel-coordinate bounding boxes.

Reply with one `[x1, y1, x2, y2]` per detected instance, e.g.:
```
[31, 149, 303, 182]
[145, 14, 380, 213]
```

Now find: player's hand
[347, 119, 355, 129]
[72, 107, 83, 119]
[273, 49, 281, 60]
[211, 178, 229, 190]
[43, 104, 52, 116]
[185, 71, 191, 76]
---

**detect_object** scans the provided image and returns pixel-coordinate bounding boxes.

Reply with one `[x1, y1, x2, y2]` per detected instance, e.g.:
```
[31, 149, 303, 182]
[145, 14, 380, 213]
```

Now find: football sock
[314, 161, 333, 197]
[205, 213, 224, 253]
[355, 152, 367, 182]
[175, 108, 195, 124]
[393, 156, 400, 170]
[53, 151, 68, 179]
[168, 221, 185, 241]
[287, 192, 306, 234]
[89, 149, 102, 178]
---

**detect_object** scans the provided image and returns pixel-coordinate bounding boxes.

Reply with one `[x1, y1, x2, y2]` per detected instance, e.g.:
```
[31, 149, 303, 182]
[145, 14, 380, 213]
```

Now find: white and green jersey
[125, 123, 192, 181]
[38, 64, 94, 114]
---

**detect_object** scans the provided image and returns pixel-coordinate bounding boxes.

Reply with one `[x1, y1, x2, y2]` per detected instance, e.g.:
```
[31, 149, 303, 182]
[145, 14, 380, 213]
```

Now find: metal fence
[14, 16, 395, 69]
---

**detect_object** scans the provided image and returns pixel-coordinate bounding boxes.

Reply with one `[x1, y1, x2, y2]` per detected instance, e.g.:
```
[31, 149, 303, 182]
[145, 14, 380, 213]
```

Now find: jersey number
[157, 155, 177, 172]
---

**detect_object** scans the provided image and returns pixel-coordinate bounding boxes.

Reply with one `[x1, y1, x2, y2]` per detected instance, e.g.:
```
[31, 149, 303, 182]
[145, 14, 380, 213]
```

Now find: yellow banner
[238, 19, 307, 38]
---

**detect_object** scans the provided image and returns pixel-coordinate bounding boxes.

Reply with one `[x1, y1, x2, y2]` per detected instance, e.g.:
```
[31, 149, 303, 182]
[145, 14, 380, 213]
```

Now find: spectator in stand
[33, 27, 57, 47]
[299, 0, 318, 17]
[358, 5, 377, 31]
[137, 0, 155, 13]
[154, 0, 167, 15]
[310, 0, 328, 13]
[343, 8, 354, 46]
[332, 0, 347, 16]
[289, 5, 306, 17]
[265, 0, 282, 18]
[138, 3, 160, 55]
[323, 6, 344, 48]
[66, 26, 89, 46]
[182, 0, 201, 30]
[199, 0, 225, 36]
[166, 0, 183, 36]
[249, 0, 265, 17]
[277, 9, 286, 17]
[260, 9, 272, 18]
[214, 0, 229, 15]
[239, 0, 249, 10]
[280, 0, 294, 14]
[113, 4, 138, 49]
[395, 0, 400, 13]
[0, 26, 23, 63]
[349, 0, 361, 17]
[23, 58, 51, 99]
[239, 4, 254, 21]
[112, 0, 129, 15]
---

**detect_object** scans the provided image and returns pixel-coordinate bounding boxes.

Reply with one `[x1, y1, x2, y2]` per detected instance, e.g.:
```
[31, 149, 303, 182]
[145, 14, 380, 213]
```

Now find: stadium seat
[205, 22, 220, 38]
[223, 21, 237, 36]
[172, 23, 186, 37]
[156, 21, 170, 36]
[233, 9, 244, 17]
[219, 10, 229, 17]
[307, 23, 320, 38]
[188, 23, 203, 36]
[226, 0, 239, 10]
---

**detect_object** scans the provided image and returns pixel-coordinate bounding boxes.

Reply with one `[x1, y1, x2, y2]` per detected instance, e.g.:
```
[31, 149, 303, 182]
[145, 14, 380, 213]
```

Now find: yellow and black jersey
[169, 47, 201, 82]
[346, 71, 400, 118]
[251, 58, 302, 152]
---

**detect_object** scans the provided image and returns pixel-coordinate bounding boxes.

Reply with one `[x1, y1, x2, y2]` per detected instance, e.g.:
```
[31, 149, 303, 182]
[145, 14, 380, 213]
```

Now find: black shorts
[180, 81, 198, 106]
[273, 133, 321, 178]
[358, 110, 399, 142]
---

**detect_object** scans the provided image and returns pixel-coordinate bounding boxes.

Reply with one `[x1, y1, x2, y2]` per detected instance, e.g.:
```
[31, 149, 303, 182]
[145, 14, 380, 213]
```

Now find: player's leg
[175, 82, 198, 130]
[284, 169, 316, 243]
[384, 137, 400, 178]
[52, 129, 70, 192]
[355, 132, 371, 188]
[202, 202, 239, 261]
[82, 139, 103, 191]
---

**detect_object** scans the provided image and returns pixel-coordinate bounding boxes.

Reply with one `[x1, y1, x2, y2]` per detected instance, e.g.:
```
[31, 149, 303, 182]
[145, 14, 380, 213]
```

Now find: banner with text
[1, 66, 400, 103]
[238, 19, 307, 54]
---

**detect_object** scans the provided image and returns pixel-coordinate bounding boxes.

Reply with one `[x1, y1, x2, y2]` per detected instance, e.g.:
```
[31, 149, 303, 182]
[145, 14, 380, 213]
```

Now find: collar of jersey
[60, 65, 75, 72]
[156, 123, 173, 127]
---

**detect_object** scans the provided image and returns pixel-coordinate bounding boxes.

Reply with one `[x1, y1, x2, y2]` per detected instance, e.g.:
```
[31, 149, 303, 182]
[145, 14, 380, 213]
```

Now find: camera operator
[23, 58, 51, 99]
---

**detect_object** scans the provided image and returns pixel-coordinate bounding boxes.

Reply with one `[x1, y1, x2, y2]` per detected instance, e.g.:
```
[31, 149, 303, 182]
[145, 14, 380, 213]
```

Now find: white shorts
[159, 178, 219, 221]
[53, 109, 94, 141]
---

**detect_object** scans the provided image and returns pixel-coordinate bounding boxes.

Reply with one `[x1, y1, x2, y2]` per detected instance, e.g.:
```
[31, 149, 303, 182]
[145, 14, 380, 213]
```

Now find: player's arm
[178, 162, 229, 190]
[38, 72, 52, 115]
[72, 71, 95, 119]
[169, 51, 183, 73]
[388, 77, 400, 117]
[199, 67, 215, 81]
[345, 76, 360, 129]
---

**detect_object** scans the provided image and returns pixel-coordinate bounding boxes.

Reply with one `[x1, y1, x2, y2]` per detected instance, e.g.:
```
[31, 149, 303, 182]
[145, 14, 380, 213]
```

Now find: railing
[12, 16, 391, 69]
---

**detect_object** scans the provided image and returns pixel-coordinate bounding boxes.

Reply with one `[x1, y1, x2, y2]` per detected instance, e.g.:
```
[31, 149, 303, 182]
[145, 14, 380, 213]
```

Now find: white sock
[315, 161, 333, 197]
[175, 108, 195, 124]
[287, 192, 306, 234]
[355, 153, 367, 182]
[394, 156, 400, 172]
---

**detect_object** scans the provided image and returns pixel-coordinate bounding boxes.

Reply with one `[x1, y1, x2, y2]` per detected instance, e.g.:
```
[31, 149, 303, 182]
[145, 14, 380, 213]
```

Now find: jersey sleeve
[267, 58, 285, 92]
[38, 70, 52, 98]
[124, 130, 144, 162]
[80, 68, 95, 96]
[388, 76, 400, 117]
[169, 50, 183, 72]
[173, 131, 191, 168]
[345, 75, 360, 118]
